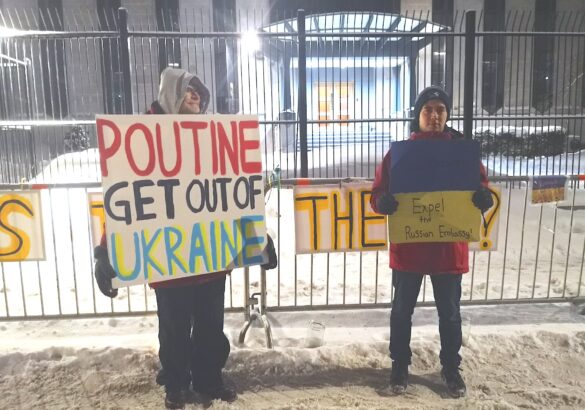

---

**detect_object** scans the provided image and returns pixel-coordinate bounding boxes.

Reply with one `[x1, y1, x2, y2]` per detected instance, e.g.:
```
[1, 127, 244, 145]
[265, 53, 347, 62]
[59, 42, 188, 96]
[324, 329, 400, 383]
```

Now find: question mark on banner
[479, 186, 500, 251]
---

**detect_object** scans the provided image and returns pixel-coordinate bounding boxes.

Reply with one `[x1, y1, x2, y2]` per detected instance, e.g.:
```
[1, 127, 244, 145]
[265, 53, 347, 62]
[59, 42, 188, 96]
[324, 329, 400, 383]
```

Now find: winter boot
[390, 362, 409, 394]
[156, 369, 167, 386]
[441, 366, 466, 398]
[164, 390, 186, 409]
[194, 384, 238, 403]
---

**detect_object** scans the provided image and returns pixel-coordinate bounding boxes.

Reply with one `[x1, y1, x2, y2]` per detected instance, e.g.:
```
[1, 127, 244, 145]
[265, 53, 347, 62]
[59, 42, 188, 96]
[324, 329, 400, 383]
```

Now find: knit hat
[411, 86, 451, 131]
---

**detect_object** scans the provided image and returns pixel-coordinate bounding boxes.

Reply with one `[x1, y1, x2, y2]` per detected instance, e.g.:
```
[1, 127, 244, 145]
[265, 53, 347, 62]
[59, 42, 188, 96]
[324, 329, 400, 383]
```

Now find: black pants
[155, 277, 230, 393]
[390, 270, 462, 368]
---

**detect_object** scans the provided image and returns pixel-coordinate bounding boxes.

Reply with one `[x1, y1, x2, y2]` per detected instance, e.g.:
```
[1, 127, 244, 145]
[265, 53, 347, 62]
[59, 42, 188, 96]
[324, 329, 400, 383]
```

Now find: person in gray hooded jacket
[93, 67, 277, 409]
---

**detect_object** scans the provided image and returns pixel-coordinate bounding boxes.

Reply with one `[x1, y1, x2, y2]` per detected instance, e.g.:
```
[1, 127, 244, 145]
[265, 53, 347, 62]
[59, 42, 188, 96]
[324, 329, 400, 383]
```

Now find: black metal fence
[0, 7, 584, 183]
[0, 7, 584, 320]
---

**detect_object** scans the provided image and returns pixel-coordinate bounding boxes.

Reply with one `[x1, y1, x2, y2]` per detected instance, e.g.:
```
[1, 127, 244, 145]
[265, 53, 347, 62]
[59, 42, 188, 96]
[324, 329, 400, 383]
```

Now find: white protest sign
[96, 114, 267, 287]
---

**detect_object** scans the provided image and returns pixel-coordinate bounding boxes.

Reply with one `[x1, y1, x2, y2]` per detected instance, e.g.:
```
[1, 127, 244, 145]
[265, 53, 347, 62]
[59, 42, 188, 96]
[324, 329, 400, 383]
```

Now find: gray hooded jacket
[157, 67, 210, 114]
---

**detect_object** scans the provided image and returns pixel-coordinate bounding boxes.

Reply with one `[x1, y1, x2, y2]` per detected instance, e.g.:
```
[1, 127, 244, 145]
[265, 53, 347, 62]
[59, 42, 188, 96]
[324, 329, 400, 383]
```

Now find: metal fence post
[117, 7, 133, 114]
[463, 11, 476, 140]
[297, 9, 308, 178]
[24, 58, 37, 179]
[237, 265, 274, 349]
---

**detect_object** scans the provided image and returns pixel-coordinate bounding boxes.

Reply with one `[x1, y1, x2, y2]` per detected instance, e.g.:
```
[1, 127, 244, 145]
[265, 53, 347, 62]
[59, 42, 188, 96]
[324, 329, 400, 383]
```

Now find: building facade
[0, 0, 584, 141]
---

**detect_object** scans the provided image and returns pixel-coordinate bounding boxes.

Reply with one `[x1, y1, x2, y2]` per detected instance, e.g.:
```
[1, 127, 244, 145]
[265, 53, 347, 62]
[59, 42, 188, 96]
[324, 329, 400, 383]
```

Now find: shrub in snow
[64, 125, 90, 152]
[474, 126, 584, 158]
[568, 135, 585, 153]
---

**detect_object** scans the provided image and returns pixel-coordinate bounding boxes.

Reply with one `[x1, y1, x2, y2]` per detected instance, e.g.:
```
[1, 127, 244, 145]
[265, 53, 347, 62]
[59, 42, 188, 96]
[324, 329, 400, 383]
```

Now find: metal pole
[24, 59, 38, 179]
[259, 267, 273, 349]
[297, 9, 308, 177]
[463, 11, 476, 139]
[118, 7, 133, 114]
[243, 266, 251, 323]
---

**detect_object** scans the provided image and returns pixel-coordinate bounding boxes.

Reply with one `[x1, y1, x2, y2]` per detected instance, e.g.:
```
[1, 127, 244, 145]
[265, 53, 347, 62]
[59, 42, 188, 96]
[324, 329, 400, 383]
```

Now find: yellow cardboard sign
[388, 190, 480, 243]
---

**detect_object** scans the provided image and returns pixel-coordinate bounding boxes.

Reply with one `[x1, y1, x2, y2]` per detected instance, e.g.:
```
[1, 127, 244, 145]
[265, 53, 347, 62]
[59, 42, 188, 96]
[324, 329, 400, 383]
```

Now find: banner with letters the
[294, 182, 387, 253]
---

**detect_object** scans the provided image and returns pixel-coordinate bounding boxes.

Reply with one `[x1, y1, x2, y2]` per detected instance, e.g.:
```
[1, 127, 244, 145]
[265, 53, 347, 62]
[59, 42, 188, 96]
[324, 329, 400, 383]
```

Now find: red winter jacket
[370, 130, 489, 274]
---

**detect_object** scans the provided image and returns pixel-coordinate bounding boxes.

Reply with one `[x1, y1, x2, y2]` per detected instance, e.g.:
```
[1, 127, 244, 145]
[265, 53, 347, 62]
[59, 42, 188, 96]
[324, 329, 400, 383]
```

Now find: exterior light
[241, 31, 260, 54]
[0, 26, 21, 38]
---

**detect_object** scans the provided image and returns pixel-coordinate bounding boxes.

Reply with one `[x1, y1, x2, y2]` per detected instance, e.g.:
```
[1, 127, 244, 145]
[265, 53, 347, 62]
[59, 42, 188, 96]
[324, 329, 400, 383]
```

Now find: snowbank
[1, 303, 584, 409]
[473, 125, 566, 137]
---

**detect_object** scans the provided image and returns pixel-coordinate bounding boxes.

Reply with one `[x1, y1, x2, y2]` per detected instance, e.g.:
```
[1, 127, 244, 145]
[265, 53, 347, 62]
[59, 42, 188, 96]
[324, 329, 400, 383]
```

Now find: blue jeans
[390, 270, 462, 368]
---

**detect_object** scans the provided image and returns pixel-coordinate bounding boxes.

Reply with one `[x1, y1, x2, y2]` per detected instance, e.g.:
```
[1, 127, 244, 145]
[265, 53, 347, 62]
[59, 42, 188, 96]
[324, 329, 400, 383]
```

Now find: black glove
[472, 186, 494, 213]
[261, 234, 278, 270]
[94, 245, 118, 298]
[376, 192, 398, 215]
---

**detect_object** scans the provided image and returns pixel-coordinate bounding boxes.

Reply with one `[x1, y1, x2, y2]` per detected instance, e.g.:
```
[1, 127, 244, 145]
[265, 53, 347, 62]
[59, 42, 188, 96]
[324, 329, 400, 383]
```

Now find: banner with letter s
[0, 190, 45, 261]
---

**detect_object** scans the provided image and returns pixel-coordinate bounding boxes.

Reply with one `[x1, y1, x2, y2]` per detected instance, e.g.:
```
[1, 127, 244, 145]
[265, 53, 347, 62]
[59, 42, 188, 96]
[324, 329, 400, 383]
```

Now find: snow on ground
[485, 149, 585, 177]
[473, 125, 566, 136]
[1, 303, 585, 409]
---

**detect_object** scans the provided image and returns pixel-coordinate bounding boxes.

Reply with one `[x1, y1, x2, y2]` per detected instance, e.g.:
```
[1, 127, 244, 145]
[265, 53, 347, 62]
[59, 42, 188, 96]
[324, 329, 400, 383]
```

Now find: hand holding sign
[472, 186, 494, 213]
[376, 192, 398, 215]
[94, 245, 118, 298]
[261, 234, 278, 270]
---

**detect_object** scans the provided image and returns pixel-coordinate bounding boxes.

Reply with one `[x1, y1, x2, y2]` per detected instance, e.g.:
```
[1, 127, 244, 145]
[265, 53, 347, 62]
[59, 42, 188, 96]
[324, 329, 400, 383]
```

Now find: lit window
[532, 0, 556, 113]
[481, 0, 505, 114]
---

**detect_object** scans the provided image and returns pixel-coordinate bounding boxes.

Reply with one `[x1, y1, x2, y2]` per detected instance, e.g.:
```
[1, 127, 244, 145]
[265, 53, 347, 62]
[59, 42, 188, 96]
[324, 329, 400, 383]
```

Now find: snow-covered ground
[1, 303, 584, 409]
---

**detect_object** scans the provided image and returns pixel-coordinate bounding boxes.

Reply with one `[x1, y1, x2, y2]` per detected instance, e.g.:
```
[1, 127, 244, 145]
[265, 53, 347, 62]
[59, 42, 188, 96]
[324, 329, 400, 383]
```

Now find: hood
[157, 67, 210, 114]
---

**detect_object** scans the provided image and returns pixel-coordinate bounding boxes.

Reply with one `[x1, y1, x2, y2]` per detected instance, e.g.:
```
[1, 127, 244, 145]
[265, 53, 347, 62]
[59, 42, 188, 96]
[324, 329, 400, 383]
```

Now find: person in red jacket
[370, 86, 493, 398]
[93, 67, 277, 409]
